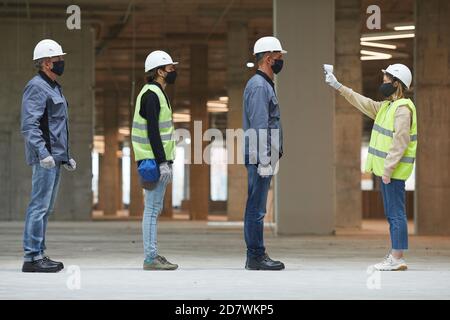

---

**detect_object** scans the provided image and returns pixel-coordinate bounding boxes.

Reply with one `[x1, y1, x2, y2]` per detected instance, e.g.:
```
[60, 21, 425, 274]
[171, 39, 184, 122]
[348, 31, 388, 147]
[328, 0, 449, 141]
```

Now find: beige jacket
[338, 85, 412, 178]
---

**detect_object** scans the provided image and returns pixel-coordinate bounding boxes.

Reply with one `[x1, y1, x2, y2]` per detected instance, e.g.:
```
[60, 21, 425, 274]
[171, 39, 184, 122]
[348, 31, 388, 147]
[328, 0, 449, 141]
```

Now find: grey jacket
[243, 70, 283, 166]
[21, 72, 70, 166]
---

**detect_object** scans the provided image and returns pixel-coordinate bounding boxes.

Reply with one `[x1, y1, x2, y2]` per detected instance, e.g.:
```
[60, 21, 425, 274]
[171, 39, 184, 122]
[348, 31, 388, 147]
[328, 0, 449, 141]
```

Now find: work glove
[63, 158, 77, 171]
[40, 155, 56, 169]
[159, 162, 172, 184]
[257, 163, 274, 178]
[325, 72, 342, 90]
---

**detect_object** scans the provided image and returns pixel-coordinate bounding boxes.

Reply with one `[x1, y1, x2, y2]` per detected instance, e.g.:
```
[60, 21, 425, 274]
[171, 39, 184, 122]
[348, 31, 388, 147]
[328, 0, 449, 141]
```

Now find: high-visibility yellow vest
[131, 83, 175, 161]
[365, 98, 417, 180]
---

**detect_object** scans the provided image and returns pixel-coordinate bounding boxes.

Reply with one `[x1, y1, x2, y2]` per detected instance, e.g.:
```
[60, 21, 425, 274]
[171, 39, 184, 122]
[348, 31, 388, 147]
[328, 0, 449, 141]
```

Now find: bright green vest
[365, 98, 417, 180]
[131, 83, 175, 161]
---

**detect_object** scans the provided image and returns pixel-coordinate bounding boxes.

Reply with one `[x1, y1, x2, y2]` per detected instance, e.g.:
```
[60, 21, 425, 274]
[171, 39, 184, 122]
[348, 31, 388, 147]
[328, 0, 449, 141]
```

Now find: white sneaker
[373, 254, 408, 271]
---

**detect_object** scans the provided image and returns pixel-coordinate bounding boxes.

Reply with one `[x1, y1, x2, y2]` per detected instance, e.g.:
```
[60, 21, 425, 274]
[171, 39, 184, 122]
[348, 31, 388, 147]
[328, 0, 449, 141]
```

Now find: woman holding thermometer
[325, 63, 417, 271]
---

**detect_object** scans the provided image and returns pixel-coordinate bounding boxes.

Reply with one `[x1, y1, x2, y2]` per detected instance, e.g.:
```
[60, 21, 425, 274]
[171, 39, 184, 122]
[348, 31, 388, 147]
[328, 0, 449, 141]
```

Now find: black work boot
[43, 256, 64, 270]
[245, 253, 285, 271]
[22, 259, 63, 273]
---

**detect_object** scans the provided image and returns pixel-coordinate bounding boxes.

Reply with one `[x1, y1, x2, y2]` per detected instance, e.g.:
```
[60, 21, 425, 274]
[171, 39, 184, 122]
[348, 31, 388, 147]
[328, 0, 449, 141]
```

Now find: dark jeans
[380, 177, 408, 250]
[244, 164, 272, 258]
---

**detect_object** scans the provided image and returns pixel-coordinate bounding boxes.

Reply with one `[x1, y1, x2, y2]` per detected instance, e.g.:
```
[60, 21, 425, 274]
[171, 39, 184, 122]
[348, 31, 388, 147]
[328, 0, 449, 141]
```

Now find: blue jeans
[142, 178, 169, 262]
[23, 163, 62, 262]
[244, 164, 272, 258]
[380, 177, 408, 250]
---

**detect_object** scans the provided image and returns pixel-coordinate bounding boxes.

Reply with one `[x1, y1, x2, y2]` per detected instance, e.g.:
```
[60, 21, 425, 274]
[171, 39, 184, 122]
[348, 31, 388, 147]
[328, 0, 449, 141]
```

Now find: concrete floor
[1, 220, 450, 300]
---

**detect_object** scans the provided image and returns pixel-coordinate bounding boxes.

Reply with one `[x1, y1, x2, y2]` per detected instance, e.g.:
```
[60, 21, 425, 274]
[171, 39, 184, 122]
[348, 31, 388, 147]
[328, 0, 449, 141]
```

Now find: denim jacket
[243, 70, 283, 166]
[21, 72, 70, 165]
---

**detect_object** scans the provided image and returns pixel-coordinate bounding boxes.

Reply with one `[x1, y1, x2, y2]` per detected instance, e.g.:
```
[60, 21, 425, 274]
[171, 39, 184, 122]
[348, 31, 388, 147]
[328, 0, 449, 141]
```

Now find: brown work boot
[143, 255, 178, 271]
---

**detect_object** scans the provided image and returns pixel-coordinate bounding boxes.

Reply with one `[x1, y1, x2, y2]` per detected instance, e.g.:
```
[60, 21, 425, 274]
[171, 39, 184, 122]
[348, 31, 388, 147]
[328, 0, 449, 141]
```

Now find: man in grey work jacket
[20, 39, 76, 273]
[243, 36, 285, 270]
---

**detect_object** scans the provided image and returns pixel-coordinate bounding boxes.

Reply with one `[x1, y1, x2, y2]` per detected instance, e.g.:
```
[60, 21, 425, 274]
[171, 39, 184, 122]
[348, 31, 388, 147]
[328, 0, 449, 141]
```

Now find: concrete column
[161, 182, 173, 218]
[274, 0, 335, 235]
[189, 44, 210, 220]
[98, 91, 121, 216]
[128, 150, 144, 217]
[334, 0, 363, 228]
[415, 0, 450, 235]
[226, 19, 249, 221]
[0, 20, 94, 221]
[129, 91, 144, 217]
[161, 86, 174, 219]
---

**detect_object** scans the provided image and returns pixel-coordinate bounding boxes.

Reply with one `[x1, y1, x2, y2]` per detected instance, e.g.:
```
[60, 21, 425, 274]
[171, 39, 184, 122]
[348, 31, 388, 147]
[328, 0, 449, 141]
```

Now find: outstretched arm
[325, 72, 383, 120]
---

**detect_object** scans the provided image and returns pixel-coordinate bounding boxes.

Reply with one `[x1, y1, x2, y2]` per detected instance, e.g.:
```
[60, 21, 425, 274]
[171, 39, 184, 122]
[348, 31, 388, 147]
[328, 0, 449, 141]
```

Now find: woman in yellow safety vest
[131, 50, 178, 271]
[325, 64, 417, 271]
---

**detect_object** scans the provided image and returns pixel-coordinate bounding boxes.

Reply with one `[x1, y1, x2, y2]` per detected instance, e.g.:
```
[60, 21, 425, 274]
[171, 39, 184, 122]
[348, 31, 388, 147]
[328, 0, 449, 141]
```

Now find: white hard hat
[145, 50, 178, 72]
[253, 36, 287, 55]
[382, 64, 413, 89]
[33, 39, 66, 61]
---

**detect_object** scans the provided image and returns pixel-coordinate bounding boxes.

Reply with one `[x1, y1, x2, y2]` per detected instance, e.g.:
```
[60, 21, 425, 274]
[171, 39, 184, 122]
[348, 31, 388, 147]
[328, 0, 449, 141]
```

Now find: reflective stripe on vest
[131, 84, 176, 162]
[372, 124, 417, 141]
[365, 98, 418, 180]
[131, 133, 173, 144]
[132, 120, 173, 131]
[368, 147, 415, 164]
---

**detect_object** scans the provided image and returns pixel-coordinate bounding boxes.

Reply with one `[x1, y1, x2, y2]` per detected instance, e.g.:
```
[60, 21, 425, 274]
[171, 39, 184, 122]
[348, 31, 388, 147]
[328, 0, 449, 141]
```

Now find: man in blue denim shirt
[20, 39, 76, 273]
[243, 36, 285, 270]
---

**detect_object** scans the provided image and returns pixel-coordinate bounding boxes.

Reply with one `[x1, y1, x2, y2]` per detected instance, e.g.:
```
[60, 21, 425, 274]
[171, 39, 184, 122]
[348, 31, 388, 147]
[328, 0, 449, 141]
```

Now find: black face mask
[271, 59, 284, 74]
[164, 70, 177, 84]
[51, 60, 65, 76]
[379, 82, 397, 97]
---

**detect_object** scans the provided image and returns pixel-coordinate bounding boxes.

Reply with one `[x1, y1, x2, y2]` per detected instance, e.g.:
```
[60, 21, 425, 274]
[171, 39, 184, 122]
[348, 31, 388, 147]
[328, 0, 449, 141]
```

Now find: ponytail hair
[394, 80, 405, 99]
